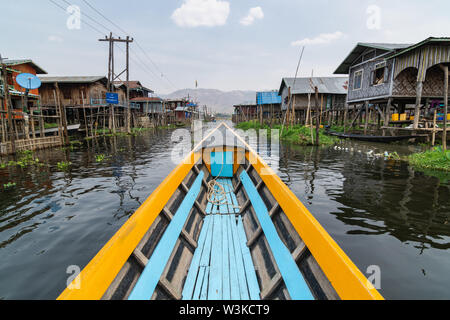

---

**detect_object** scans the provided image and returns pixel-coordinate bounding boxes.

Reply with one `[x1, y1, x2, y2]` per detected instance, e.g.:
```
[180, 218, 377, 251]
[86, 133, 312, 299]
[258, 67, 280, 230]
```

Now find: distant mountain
[161, 88, 257, 114]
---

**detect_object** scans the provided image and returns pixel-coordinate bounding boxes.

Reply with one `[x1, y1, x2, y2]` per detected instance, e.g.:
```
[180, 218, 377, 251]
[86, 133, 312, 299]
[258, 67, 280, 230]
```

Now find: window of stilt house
[353, 70, 363, 90]
[371, 63, 387, 86]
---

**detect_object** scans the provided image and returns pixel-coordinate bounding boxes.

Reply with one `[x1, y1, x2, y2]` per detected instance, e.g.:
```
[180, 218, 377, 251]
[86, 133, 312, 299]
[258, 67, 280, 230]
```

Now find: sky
[1, 0, 450, 95]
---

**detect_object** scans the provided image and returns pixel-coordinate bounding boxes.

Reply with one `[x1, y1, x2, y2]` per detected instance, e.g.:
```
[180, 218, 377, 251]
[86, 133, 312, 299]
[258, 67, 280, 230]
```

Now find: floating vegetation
[95, 154, 107, 163]
[3, 182, 16, 190]
[385, 151, 401, 160]
[409, 147, 450, 172]
[6, 150, 42, 168]
[236, 121, 338, 146]
[57, 161, 72, 171]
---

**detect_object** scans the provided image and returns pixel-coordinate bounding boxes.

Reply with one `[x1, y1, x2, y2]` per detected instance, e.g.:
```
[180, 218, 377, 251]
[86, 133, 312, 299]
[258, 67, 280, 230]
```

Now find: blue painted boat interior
[210, 152, 234, 178]
[182, 178, 260, 300]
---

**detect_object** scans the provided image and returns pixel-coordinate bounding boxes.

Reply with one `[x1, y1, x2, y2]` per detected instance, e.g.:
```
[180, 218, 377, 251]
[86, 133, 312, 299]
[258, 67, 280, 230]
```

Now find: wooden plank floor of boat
[182, 178, 260, 300]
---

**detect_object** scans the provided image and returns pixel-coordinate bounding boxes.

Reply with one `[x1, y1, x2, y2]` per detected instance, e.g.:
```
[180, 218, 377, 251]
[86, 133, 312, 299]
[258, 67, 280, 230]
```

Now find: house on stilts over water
[335, 37, 450, 135]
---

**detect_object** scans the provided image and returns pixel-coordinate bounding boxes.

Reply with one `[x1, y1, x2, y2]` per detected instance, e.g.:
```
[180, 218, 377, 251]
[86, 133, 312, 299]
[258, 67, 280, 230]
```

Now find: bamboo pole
[440, 64, 448, 151]
[2, 62, 15, 154]
[314, 87, 320, 146]
[432, 109, 437, 146]
[30, 107, 36, 139]
[81, 91, 88, 138]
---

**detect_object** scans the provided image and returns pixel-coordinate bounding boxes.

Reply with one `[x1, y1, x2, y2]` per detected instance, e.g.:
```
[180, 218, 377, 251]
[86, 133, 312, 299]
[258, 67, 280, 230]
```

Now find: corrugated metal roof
[131, 97, 162, 102]
[113, 81, 154, 93]
[334, 43, 413, 74]
[256, 91, 281, 105]
[387, 37, 450, 59]
[279, 77, 348, 95]
[234, 100, 256, 107]
[4, 59, 47, 74]
[38, 76, 107, 84]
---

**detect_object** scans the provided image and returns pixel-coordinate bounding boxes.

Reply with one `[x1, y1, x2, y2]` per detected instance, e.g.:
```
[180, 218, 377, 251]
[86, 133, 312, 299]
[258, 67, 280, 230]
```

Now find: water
[0, 123, 449, 300]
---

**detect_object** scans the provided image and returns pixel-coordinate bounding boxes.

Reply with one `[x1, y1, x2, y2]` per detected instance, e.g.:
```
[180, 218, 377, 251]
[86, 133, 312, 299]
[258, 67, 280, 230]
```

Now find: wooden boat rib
[326, 129, 425, 143]
[58, 123, 383, 300]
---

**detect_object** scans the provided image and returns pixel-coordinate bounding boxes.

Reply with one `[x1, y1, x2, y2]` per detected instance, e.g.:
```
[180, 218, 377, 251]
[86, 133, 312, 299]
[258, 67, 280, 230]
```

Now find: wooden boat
[58, 123, 383, 300]
[326, 129, 424, 143]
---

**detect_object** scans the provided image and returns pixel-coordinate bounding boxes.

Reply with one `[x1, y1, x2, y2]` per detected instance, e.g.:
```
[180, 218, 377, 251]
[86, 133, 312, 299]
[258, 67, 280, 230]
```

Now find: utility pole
[0, 54, 15, 154]
[99, 33, 134, 134]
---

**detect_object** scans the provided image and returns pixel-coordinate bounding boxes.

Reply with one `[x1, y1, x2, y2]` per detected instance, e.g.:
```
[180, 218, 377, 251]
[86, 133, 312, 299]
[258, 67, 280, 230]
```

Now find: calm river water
[0, 122, 449, 300]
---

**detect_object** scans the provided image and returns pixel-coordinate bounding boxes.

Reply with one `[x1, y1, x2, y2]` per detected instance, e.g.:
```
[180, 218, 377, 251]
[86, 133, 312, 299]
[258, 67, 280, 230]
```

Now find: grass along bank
[408, 146, 450, 172]
[235, 121, 338, 146]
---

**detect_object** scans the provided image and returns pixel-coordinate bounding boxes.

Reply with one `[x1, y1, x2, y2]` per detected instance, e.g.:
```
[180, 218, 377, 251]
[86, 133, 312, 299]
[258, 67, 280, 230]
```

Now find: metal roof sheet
[38, 76, 107, 84]
[334, 43, 413, 74]
[4, 59, 47, 74]
[256, 91, 282, 105]
[279, 77, 348, 95]
[387, 37, 450, 59]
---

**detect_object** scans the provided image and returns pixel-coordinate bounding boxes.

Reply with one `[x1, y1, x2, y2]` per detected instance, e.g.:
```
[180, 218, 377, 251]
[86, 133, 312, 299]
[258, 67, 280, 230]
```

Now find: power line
[48, 0, 105, 36]
[81, 0, 129, 35]
[81, 0, 178, 91]
[48, 0, 176, 93]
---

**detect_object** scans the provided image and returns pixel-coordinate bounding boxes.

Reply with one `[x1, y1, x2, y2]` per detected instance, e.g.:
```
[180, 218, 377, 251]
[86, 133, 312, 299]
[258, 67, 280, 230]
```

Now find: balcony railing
[90, 99, 139, 109]
[39, 97, 140, 109]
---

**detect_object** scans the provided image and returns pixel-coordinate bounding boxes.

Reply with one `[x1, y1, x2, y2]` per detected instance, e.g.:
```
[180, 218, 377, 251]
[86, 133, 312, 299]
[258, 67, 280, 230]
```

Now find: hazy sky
[2, 0, 449, 95]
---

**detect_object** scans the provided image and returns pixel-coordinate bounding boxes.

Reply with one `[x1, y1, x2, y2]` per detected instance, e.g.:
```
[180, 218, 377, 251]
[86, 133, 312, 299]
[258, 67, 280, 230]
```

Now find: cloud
[171, 0, 230, 28]
[240, 7, 264, 26]
[48, 35, 63, 43]
[291, 31, 345, 46]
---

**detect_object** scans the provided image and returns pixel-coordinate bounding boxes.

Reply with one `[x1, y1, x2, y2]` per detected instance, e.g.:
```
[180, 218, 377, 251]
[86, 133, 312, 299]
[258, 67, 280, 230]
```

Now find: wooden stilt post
[413, 81, 424, 129]
[314, 87, 320, 146]
[1, 59, 15, 154]
[343, 104, 348, 133]
[81, 91, 88, 138]
[54, 83, 68, 145]
[439, 65, 448, 150]
[30, 106, 36, 139]
[432, 109, 437, 146]
[364, 101, 369, 135]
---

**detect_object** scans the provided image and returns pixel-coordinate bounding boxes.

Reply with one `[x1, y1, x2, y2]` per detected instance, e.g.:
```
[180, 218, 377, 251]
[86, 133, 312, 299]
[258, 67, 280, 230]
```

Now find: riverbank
[235, 121, 338, 146]
[408, 147, 450, 172]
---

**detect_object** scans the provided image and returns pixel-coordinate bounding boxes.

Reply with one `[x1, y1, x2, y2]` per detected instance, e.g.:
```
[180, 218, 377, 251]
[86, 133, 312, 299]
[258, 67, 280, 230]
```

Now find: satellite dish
[16, 73, 41, 90]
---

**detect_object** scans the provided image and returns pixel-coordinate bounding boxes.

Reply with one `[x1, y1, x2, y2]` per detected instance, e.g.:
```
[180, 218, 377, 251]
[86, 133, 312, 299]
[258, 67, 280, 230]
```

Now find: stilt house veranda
[334, 37, 450, 128]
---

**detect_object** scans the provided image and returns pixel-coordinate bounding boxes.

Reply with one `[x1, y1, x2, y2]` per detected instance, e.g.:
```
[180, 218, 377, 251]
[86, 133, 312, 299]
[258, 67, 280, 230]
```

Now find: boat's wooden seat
[182, 178, 260, 300]
[128, 171, 205, 300]
[239, 171, 314, 300]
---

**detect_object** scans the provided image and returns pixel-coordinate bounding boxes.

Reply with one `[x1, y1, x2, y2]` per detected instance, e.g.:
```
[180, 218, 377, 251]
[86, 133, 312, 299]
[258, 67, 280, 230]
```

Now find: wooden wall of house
[40, 81, 126, 106]
[283, 94, 346, 110]
[347, 58, 394, 103]
[11, 63, 40, 96]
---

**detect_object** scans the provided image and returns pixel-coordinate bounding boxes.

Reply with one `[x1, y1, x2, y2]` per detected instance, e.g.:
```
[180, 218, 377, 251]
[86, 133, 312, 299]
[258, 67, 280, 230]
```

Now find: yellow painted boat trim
[223, 123, 384, 300]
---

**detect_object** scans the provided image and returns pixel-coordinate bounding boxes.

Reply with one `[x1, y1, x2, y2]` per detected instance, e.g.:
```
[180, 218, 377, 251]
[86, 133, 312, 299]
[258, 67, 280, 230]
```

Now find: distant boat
[58, 123, 383, 301]
[326, 129, 424, 143]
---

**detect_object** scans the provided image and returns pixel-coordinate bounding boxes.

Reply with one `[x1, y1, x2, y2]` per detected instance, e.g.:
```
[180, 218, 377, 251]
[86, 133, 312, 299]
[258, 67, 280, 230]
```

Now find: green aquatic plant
[235, 122, 338, 146]
[95, 154, 106, 163]
[3, 182, 16, 189]
[385, 151, 401, 160]
[6, 151, 41, 168]
[57, 161, 72, 171]
[409, 147, 450, 172]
